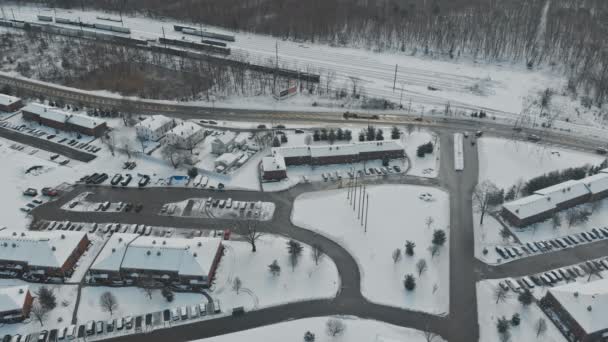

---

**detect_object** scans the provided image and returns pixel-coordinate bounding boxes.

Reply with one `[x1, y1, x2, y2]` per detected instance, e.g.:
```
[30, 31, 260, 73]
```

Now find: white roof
[549, 278, 608, 333]
[0, 93, 20, 106]
[534, 180, 590, 204]
[0, 285, 29, 313]
[121, 236, 222, 277]
[90, 233, 140, 272]
[262, 154, 286, 172]
[22, 103, 105, 129]
[212, 132, 236, 145]
[274, 140, 404, 159]
[601, 168, 608, 174]
[582, 173, 608, 195]
[0, 231, 87, 269]
[135, 115, 173, 132]
[215, 152, 240, 166]
[502, 194, 555, 220]
[167, 122, 203, 138]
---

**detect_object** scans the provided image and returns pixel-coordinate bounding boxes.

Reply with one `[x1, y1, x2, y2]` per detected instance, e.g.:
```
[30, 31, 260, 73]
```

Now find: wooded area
[20, 0, 608, 107]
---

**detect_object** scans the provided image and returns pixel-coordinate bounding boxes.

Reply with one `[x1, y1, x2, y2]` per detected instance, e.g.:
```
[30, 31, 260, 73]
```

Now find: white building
[135, 115, 175, 141]
[165, 121, 205, 149]
[0, 285, 32, 322]
[211, 132, 236, 154]
[214, 152, 241, 172]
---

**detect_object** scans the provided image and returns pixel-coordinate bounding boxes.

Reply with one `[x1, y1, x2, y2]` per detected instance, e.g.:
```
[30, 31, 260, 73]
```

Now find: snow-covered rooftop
[215, 152, 240, 166]
[120, 236, 222, 278]
[135, 115, 173, 132]
[0, 285, 29, 313]
[274, 140, 404, 159]
[90, 233, 140, 272]
[22, 103, 105, 129]
[601, 168, 608, 174]
[167, 121, 203, 138]
[549, 278, 608, 334]
[0, 230, 87, 269]
[582, 173, 608, 195]
[262, 153, 286, 172]
[534, 179, 590, 204]
[0, 93, 20, 106]
[502, 194, 555, 220]
[212, 132, 236, 145]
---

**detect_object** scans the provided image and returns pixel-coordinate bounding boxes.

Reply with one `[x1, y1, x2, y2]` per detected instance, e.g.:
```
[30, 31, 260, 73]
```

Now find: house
[135, 115, 175, 141]
[0, 286, 33, 323]
[501, 194, 556, 227]
[0, 231, 89, 279]
[214, 152, 241, 172]
[89, 234, 224, 289]
[542, 278, 608, 342]
[21, 103, 107, 137]
[261, 152, 287, 182]
[165, 121, 205, 149]
[269, 140, 405, 167]
[582, 173, 608, 201]
[211, 132, 236, 154]
[534, 180, 590, 210]
[0, 93, 23, 113]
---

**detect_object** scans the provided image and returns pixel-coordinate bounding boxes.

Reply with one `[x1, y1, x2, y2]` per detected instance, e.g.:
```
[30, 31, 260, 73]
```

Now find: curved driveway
[30, 129, 608, 342]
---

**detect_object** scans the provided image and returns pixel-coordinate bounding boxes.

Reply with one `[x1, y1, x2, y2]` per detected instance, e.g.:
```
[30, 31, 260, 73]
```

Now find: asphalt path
[0, 126, 97, 162]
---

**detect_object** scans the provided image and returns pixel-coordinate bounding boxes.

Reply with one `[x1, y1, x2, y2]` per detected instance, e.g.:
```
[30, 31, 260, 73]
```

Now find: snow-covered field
[292, 185, 450, 314]
[0, 280, 78, 336]
[401, 128, 439, 178]
[192, 316, 445, 342]
[77, 286, 204, 322]
[210, 236, 339, 311]
[478, 137, 604, 189]
[477, 279, 565, 342]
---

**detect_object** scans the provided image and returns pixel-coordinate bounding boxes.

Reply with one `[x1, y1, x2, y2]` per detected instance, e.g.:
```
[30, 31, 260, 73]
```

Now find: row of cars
[495, 227, 608, 260]
[79, 173, 151, 187]
[0, 122, 101, 154]
[321, 165, 403, 182]
[500, 257, 608, 293]
[93, 201, 143, 213]
[21, 188, 58, 213]
[97, 223, 153, 236]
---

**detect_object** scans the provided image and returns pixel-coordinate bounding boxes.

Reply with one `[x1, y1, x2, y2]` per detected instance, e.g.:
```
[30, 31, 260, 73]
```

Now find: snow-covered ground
[401, 128, 439, 178]
[477, 279, 565, 342]
[0, 280, 78, 336]
[192, 316, 445, 342]
[77, 286, 204, 322]
[478, 137, 604, 190]
[292, 185, 450, 314]
[210, 236, 339, 311]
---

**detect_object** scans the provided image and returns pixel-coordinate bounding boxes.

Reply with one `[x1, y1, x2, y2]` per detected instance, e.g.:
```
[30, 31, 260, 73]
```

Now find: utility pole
[393, 64, 398, 92]
[358, 184, 364, 220]
[161, 26, 167, 48]
[364, 193, 369, 233]
[352, 174, 358, 210]
[399, 84, 404, 108]
[273, 41, 279, 97]
[11, 9, 15, 21]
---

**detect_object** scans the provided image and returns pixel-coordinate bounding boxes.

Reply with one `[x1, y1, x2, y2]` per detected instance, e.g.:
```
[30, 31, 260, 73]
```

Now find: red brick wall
[0, 99, 23, 113]
[22, 290, 33, 318]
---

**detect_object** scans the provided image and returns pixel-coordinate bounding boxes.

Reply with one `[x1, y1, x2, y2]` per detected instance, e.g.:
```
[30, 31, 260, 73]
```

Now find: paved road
[0, 126, 97, 162]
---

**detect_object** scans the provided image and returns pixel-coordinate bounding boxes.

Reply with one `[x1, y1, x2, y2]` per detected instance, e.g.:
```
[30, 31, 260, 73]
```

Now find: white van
[180, 306, 188, 320]
[171, 308, 180, 321]
[57, 327, 67, 340]
[66, 325, 76, 340]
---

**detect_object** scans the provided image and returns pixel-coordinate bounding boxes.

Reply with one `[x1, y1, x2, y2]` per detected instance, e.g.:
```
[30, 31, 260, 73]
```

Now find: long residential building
[0, 231, 89, 279]
[262, 140, 405, 181]
[501, 168, 608, 227]
[90, 234, 224, 289]
[21, 103, 107, 137]
[543, 278, 608, 342]
[165, 121, 206, 149]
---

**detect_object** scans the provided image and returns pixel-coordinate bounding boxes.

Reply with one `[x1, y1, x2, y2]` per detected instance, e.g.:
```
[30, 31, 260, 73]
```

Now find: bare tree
[422, 330, 440, 342]
[102, 132, 117, 156]
[416, 259, 428, 276]
[566, 207, 591, 227]
[232, 276, 242, 294]
[326, 318, 346, 337]
[311, 243, 324, 265]
[535, 318, 547, 337]
[425, 216, 434, 229]
[136, 134, 147, 153]
[160, 143, 189, 169]
[428, 244, 441, 258]
[551, 214, 561, 230]
[99, 291, 118, 316]
[239, 221, 264, 252]
[304, 134, 313, 146]
[392, 248, 402, 263]
[494, 285, 509, 304]
[121, 137, 135, 159]
[473, 180, 502, 225]
[137, 274, 158, 300]
[31, 302, 48, 327]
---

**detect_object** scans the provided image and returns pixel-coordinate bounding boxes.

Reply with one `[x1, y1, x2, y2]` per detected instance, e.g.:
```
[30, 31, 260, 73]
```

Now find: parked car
[23, 188, 38, 197]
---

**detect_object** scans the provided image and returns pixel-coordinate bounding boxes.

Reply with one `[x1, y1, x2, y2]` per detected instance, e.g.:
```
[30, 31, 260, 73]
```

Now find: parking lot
[162, 197, 275, 221]
[493, 226, 608, 263]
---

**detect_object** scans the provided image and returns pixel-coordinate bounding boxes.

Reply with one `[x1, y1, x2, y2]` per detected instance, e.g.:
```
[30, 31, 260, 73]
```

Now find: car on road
[134, 203, 143, 213]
